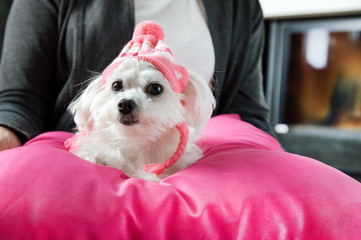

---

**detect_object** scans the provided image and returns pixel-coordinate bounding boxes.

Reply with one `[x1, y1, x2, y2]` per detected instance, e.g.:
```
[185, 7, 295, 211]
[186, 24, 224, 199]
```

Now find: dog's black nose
[118, 99, 137, 115]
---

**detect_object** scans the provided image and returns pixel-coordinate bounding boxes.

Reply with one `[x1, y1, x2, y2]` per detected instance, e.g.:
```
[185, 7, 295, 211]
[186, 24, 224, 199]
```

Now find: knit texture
[143, 122, 189, 175]
[101, 21, 189, 94]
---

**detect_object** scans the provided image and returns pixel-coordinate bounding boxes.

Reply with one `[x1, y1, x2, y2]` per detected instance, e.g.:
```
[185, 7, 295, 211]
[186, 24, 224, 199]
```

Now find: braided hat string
[143, 122, 189, 176]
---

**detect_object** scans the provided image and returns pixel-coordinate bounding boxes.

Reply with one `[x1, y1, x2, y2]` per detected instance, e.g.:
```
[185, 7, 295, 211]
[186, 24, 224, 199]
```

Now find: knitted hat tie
[143, 122, 189, 176]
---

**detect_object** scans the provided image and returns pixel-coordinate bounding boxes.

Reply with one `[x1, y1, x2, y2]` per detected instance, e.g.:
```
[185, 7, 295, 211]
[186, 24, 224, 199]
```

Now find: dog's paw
[134, 170, 160, 183]
[75, 151, 106, 166]
[143, 174, 161, 183]
[82, 153, 100, 164]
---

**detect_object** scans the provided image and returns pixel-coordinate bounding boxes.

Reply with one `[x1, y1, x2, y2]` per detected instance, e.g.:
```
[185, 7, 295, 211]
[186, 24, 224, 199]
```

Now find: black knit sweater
[0, 0, 274, 142]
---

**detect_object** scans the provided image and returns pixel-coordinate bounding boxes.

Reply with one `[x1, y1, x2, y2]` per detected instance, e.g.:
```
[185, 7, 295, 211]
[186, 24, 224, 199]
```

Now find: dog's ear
[68, 76, 102, 132]
[183, 71, 215, 132]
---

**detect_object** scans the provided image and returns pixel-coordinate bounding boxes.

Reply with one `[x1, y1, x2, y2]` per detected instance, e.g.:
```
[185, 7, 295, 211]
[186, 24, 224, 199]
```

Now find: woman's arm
[0, 0, 58, 142]
[226, 0, 275, 137]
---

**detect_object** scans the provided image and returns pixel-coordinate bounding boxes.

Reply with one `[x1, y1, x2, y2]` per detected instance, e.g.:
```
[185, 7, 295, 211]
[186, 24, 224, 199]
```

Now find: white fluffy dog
[67, 58, 215, 182]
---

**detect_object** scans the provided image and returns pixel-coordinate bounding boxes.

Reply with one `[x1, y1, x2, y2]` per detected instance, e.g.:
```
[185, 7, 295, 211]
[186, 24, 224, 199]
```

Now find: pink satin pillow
[0, 114, 361, 239]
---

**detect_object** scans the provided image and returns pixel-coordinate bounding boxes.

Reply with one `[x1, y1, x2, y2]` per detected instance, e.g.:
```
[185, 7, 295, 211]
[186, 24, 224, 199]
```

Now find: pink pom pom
[133, 21, 164, 41]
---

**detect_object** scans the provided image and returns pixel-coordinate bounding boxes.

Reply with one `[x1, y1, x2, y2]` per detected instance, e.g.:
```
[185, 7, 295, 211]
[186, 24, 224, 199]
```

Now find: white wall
[259, 0, 361, 19]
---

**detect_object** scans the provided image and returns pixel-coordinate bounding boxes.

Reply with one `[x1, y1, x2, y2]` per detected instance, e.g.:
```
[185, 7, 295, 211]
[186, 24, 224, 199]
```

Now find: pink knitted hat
[102, 21, 189, 176]
[102, 21, 189, 93]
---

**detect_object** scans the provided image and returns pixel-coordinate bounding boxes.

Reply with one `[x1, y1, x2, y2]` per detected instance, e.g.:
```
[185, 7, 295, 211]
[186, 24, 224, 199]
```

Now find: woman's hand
[0, 126, 22, 151]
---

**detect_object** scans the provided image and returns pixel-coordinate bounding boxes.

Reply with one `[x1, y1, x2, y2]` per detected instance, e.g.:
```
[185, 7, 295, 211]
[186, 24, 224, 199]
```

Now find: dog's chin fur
[68, 59, 215, 182]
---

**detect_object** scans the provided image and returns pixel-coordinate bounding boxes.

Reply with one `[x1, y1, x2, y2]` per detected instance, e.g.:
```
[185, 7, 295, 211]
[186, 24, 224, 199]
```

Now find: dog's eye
[112, 81, 123, 93]
[146, 83, 163, 96]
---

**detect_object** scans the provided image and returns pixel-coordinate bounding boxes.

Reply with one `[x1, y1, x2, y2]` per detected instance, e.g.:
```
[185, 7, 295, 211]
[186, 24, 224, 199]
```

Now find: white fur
[69, 59, 215, 182]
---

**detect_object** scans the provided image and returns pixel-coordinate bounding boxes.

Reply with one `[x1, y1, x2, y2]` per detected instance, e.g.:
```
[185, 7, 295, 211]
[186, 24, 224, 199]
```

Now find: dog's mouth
[118, 115, 140, 126]
[117, 99, 140, 126]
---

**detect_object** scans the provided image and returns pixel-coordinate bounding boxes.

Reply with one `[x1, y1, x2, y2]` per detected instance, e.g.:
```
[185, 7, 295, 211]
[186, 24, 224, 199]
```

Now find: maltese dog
[65, 21, 215, 182]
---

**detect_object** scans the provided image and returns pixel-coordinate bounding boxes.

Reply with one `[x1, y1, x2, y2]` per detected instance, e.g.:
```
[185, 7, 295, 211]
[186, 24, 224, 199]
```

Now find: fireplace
[265, 16, 361, 181]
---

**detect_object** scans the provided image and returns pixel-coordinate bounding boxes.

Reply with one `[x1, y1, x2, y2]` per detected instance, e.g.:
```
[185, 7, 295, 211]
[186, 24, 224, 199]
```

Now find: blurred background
[260, 0, 361, 181]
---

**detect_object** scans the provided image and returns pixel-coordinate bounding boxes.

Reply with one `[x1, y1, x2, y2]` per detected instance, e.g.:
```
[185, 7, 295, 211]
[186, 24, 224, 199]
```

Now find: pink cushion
[1, 114, 361, 239]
